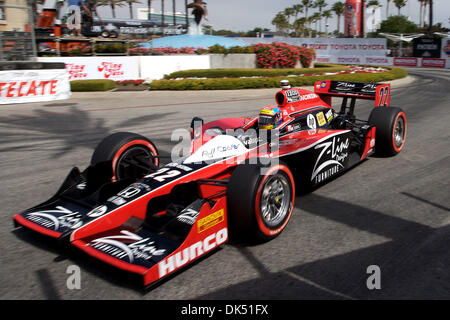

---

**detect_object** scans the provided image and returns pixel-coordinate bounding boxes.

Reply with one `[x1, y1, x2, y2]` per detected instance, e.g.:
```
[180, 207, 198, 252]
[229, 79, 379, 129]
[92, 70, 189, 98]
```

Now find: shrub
[150, 67, 407, 91]
[70, 79, 116, 92]
[164, 64, 348, 79]
[253, 42, 316, 69]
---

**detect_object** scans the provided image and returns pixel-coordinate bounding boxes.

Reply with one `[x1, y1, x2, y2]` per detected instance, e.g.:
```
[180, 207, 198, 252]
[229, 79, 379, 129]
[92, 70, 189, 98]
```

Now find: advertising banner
[393, 57, 418, 67]
[38, 57, 141, 81]
[240, 37, 388, 59]
[421, 58, 446, 68]
[413, 38, 441, 58]
[0, 69, 71, 105]
[344, 0, 362, 37]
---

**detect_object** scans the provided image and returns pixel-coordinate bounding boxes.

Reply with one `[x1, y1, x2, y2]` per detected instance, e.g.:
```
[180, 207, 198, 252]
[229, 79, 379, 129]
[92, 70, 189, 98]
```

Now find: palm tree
[147, 0, 153, 20]
[393, 0, 407, 15]
[272, 12, 290, 34]
[293, 17, 307, 37]
[284, 7, 295, 24]
[126, 0, 141, 19]
[322, 9, 332, 36]
[386, 0, 391, 17]
[302, 0, 314, 36]
[420, 0, 429, 27]
[332, 1, 344, 35]
[292, 4, 304, 21]
[98, 0, 126, 19]
[314, 0, 328, 33]
[311, 12, 322, 34]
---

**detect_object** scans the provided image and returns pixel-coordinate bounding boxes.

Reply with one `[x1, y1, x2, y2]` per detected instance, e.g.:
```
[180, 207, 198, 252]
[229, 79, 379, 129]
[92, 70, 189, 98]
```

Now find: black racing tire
[227, 161, 295, 242]
[91, 132, 159, 181]
[368, 107, 407, 156]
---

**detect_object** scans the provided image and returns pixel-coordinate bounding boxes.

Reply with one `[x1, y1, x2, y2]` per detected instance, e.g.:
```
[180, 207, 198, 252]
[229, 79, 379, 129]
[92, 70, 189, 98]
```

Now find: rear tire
[227, 162, 295, 242]
[91, 132, 159, 181]
[368, 107, 407, 156]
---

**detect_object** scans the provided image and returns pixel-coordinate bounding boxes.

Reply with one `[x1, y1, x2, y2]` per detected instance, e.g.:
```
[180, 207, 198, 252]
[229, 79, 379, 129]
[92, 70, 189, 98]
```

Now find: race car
[13, 80, 407, 288]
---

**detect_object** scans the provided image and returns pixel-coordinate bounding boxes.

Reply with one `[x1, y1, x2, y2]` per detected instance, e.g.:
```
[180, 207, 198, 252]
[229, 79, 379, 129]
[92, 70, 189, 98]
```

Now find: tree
[322, 9, 332, 36]
[97, 0, 126, 19]
[126, 0, 141, 19]
[302, 0, 314, 36]
[272, 12, 290, 34]
[393, 0, 407, 15]
[332, 1, 344, 35]
[292, 4, 304, 21]
[147, 0, 152, 20]
[293, 17, 307, 37]
[378, 14, 419, 33]
[314, 0, 328, 33]
[386, 0, 391, 17]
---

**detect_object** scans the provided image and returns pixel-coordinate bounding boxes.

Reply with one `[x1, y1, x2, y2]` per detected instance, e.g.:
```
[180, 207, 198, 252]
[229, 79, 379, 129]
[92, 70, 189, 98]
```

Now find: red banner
[393, 57, 418, 67]
[421, 58, 446, 68]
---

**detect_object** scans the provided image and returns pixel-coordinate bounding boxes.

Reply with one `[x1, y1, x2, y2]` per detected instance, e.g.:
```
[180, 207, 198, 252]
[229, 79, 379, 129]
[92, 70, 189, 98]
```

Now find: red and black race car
[13, 80, 407, 287]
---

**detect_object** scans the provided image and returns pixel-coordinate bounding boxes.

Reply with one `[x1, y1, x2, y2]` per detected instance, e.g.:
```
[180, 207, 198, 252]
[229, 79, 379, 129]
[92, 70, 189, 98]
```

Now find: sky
[98, 0, 450, 32]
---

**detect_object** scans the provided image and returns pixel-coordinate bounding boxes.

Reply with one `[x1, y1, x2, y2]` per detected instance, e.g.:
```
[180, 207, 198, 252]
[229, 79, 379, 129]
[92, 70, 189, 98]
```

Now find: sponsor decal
[325, 109, 334, 122]
[320, 81, 327, 88]
[97, 62, 124, 79]
[86, 205, 108, 218]
[285, 89, 300, 103]
[118, 186, 141, 198]
[107, 196, 127, 206]
[66, 63, 88, 80]
[299, 93, 318, 101]
[311, 136, 350, 184]
[177, 208, 199, 225]
[336, 81, 356, 91]
[89, 230, 166, 263]
[158, 228, 228, 278]
[307, 114, 317, 129]
[362, 83, 377, 93]
[26, 206, 77, 230]
[316, 112, 326, 127]
[197, 209, 225, 233]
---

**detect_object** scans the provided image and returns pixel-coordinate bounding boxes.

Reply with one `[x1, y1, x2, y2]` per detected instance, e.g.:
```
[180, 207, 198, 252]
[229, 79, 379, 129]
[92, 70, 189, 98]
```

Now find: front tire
[368, 107, 407, 156]
[227, 162, 295, 242]
[91, 132, 159, 181]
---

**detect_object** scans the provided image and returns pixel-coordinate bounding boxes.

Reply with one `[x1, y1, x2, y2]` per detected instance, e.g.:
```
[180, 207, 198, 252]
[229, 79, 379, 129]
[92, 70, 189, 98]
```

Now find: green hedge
[164, 63, 344, 79]
[150, 67, 407, 91]
[70, 79, 116, 92]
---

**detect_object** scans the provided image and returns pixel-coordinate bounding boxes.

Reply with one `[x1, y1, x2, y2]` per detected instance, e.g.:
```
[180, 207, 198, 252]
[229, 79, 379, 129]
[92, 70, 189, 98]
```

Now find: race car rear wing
[314, 80, 390, 108]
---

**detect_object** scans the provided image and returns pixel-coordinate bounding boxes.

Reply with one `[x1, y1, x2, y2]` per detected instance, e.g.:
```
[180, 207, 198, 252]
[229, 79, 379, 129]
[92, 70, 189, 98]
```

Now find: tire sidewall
[253, 164, 295, 239]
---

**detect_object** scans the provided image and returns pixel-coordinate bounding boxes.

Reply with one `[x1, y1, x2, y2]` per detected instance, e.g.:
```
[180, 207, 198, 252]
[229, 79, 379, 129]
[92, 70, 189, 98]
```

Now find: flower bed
[254, 42, 316, 69]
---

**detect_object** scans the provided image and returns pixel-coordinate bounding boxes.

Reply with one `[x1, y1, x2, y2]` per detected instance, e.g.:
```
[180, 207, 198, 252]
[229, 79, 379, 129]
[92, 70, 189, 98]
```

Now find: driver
[258, 106, 283, 130]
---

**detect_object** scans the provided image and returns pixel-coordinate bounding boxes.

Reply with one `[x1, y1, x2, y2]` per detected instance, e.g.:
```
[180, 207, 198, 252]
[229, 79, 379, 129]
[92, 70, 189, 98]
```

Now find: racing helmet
[258, 107, 283, 130]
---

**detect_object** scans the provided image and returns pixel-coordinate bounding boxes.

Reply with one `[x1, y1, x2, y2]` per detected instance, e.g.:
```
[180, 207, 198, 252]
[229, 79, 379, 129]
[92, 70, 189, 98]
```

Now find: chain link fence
[0, 3, 37, 61]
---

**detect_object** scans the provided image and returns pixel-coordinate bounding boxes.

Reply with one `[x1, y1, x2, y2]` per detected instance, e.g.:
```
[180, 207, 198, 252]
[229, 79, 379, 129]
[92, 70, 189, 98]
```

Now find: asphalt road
[0, 68, 449, 300]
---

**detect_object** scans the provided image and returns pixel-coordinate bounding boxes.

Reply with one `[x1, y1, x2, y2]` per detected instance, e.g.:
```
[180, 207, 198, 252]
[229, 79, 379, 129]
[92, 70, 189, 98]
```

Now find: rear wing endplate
[314, 80, 390, 107]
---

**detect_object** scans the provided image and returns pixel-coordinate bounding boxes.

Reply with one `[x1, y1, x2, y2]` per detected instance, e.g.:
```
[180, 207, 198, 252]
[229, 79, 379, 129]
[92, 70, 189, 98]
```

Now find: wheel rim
[116, 146, 156, 180]
[260, 174, 291, 227]
[394, 116, 405, 148]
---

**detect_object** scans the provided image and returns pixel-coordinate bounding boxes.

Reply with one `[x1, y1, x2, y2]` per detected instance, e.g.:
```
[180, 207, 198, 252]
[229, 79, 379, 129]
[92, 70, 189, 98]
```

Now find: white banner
[0, 69, 71, 105]
[38, 57, 141, 81]
[139, 55, 210, 80]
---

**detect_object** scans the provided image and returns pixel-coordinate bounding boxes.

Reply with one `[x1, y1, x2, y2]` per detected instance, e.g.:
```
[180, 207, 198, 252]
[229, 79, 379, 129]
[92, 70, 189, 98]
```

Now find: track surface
[0, 68, 449, 299]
